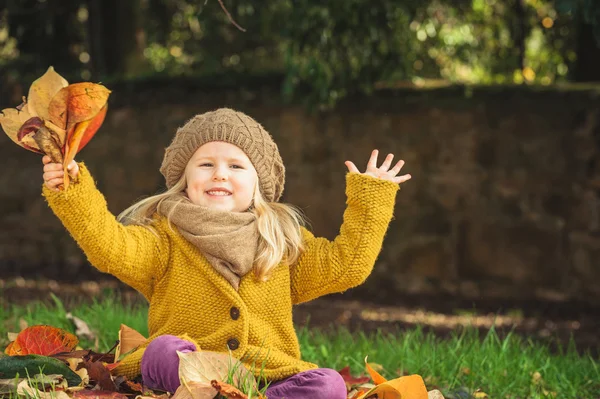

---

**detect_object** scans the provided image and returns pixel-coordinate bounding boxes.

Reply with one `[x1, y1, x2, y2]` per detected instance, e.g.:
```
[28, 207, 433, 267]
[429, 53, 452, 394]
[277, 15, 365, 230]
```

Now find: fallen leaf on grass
[177, 350, 255, 389]
[5, 325, 78, 356]
[66, 313, 97, 342]
[72, 389, 128, 399]
[171, 381, 217, 399]
[211, 380, 256, 398]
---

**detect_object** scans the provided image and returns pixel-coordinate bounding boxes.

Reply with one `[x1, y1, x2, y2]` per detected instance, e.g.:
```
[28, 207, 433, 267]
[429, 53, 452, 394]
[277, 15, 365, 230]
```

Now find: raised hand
[345, 149, 411, 185]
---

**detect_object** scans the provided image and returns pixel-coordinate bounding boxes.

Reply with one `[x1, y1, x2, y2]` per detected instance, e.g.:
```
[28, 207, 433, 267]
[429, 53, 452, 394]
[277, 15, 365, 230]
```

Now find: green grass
[1, 294, 599, 399]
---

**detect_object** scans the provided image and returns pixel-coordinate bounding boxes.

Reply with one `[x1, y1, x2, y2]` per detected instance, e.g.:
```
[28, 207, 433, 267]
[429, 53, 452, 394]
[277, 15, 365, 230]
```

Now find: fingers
[389, 159, 405, 176]
[366, 149, 379, 172]
[379, 153, 394, 172]
[345, 161, 360, 173]
[393, 174, 412, 184]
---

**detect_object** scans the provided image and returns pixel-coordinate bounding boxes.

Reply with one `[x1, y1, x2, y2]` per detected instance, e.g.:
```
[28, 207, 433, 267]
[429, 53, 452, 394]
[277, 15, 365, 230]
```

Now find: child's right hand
[42, 155, 79, 192]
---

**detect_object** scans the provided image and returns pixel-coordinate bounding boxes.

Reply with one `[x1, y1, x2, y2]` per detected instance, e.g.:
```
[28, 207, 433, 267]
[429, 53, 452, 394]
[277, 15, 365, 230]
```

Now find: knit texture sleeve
[289, 173, 399, 304]
[42, 163, 169, 299]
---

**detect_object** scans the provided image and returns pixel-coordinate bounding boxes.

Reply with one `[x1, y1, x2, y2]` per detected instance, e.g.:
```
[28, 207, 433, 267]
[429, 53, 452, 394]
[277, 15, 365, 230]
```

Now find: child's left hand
[345, 149, 412, 185]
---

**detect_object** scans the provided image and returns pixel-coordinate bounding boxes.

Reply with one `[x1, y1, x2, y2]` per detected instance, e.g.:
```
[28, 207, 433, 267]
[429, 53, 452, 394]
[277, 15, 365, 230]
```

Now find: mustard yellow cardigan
[43, 164, 398, 381]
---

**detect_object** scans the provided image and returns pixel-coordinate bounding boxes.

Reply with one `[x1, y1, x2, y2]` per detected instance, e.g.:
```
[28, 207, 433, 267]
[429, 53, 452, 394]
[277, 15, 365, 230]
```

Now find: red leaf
[4, 325, 78, 356]
[73, 390, 127, 399]
[338, 366, 371, 389]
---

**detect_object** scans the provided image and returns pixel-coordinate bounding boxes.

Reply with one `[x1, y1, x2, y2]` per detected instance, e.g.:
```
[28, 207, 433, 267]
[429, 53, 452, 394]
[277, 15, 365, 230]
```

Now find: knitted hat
[160, 108, 285, 202]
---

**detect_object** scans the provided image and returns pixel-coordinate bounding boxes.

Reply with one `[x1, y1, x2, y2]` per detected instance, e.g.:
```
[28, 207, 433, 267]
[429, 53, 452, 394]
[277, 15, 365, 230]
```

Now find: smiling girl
[42, 108, 411, 399]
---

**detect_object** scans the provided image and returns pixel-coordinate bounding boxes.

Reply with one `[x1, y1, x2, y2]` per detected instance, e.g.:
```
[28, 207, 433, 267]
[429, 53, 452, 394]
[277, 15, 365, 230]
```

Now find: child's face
[184, 141, 258, 212]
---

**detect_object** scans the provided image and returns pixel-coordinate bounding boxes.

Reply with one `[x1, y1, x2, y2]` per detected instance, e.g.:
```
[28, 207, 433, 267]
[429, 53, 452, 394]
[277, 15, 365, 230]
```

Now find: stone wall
[1, 83, 599, 305]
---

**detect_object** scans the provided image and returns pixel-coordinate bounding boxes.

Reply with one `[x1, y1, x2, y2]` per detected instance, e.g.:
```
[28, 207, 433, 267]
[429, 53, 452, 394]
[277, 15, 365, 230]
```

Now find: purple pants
[140, 335, 346, 399]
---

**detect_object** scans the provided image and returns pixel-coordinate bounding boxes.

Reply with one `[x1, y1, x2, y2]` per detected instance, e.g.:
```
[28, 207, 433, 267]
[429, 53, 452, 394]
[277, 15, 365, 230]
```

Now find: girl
[42, 108, 411, 399]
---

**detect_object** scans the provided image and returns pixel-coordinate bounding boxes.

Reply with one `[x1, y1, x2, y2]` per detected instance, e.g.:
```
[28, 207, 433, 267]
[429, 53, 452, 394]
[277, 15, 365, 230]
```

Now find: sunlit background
[1, 0, 600, 109]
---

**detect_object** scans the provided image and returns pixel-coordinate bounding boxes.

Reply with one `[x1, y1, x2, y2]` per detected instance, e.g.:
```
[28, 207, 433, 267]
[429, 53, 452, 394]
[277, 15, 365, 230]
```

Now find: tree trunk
[87, 0, 146, 79]
[573, 15, 600, 82]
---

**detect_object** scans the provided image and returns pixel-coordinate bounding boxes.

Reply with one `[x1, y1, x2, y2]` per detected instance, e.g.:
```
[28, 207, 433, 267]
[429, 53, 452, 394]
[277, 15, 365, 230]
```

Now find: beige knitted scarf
[157, 195, 258, 290]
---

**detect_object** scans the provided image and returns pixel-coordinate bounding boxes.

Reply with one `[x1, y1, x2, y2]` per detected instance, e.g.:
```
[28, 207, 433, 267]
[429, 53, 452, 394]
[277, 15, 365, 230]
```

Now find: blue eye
[200, 163, 213, 167]
[231, 165, 243, 169]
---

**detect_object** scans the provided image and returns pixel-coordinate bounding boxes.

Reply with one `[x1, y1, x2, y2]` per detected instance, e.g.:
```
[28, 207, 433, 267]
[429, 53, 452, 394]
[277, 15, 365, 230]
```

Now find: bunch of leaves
[0, 66, 110, 189]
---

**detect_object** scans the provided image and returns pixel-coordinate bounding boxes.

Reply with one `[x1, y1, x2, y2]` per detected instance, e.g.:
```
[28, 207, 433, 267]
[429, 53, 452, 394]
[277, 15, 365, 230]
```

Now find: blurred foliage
[2, 0, 600, 109]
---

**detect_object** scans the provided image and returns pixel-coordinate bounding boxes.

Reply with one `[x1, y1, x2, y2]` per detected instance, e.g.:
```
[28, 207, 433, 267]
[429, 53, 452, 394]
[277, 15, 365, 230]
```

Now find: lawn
[1, 293, 598, 399]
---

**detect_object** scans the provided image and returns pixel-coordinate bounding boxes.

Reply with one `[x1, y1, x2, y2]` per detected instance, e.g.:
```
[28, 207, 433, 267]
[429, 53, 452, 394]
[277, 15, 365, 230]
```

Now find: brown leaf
[27, 66, 69, 122]
[114, 324, 146, 360]
[211, 380, 248, 399]
[79, 360, 116, 391]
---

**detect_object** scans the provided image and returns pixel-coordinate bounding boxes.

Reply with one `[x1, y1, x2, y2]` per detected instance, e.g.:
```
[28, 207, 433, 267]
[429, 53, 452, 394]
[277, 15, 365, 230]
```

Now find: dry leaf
[66, 313, 96, 341]
[115, 324, 147, 360]
[177, 351, 254, 387]
[26, 66, 69, 123]
[171, 381, 217, 399]
[364, 356, 387, 385]
[4, 325, 78, 356]
[356, 374, 428, 399]
[428, 389, 446, 399]
[211, 380, 248, 399]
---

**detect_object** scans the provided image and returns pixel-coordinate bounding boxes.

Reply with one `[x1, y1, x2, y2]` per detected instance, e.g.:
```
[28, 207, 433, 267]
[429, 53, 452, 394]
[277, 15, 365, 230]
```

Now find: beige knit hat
[160, 108, 285, 202]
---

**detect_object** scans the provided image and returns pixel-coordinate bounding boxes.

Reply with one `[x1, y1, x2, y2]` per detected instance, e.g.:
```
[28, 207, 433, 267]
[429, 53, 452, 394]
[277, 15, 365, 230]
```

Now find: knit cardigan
[42, 163, 399, 381]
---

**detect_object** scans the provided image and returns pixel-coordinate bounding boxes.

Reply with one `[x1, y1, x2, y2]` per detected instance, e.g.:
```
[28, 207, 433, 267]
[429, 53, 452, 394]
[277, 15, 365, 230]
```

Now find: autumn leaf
[4, 325, 78, 356]
[177, 351, 255, 389]
[356, 374, 429, 399]
[364, 356, 387, 385]
[171, 381, 217, 399]
[338, 366, 371, 390]
[78, 359, 117, 391]
[72, 389, 128, 399]
[26, 66, 69, 123]
[211, 380, 249, 399]
[114, 324, 146, 361]
[0, 66, 110, 189]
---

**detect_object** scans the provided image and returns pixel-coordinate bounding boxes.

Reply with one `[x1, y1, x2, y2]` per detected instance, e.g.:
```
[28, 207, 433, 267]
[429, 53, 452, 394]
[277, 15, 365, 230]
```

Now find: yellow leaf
[0, 106, 39, 152]
[356, 374, 429, 399]
[171, 381, 216, 399]
[473, 391, 489, 398]
[177, 351, 255, 390]
[365, 356, 387, 385]
[27, 66, 68, 122]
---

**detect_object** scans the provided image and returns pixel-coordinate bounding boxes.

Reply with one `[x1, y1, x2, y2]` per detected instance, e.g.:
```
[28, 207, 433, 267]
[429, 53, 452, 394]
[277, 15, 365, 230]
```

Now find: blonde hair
[117, 175, 307, 282]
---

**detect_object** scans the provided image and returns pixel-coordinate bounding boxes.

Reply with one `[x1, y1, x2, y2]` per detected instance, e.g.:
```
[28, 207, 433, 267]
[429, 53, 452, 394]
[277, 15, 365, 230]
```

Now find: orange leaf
[365, 356, 387, 385]
[356, 374, 428, 399]
[211, 380, 248, 399]
[77, 104, 107, 153]
[63, 119, 91, 189]
[48, 83, 110, 131]
[4, 325, 78, 356]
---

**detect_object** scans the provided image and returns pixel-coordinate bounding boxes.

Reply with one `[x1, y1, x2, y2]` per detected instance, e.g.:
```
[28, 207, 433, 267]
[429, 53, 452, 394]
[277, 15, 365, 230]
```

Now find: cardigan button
[227, 338, 240, 350]
[230, 307, 240, 320]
